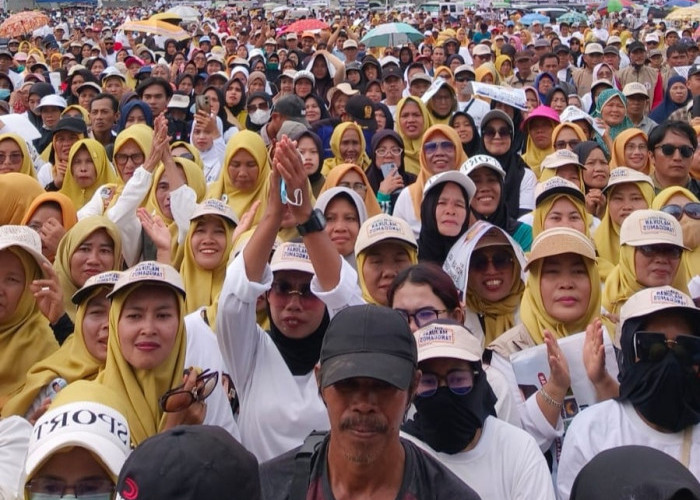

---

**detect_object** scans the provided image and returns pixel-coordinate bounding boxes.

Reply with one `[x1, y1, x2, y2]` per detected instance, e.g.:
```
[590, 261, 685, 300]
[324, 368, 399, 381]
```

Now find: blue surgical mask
[0, 88, 11, 100]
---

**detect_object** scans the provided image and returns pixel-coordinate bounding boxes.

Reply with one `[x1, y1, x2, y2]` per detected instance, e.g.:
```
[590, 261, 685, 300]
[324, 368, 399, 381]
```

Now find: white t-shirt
[0, 416, 31, 500]
[402, 416, 556, 500]
[557, 399, 700, 499]
[392, 187, 422, 239]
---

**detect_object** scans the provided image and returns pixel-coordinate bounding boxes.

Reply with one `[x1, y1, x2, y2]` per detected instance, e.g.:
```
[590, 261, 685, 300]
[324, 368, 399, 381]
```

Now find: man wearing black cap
[381, 65, 405, 117]
[507, 51, 536, 88]
[261, 94, 310, 148]
[260, 305, 481, 500]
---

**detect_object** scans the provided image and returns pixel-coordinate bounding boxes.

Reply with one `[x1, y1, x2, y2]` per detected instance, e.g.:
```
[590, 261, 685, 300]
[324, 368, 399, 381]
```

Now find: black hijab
[373, 101, 395, 131]
[418, 181, 470, 265]
[223, 77, 247, 117]
[245, 91, 273, 133]
[304, 93, 330, 123]
[450, 111, 480, 157]
[574, 141, 608, 192]
[268, 306, 331, 376]
[366, 129, 415, 195]
[291, 128, 324, 195]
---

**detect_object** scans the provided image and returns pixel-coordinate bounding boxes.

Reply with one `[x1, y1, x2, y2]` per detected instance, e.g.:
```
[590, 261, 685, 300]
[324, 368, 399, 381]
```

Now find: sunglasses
[423, 140, 456, 155]
[636, 244, 683, 259]
[661, 202, 700, 221]
[455, 75, 474, 82]
[554, 139, 581, 150]
[417, 369, 477, 398]
[247, 102, 270, 113]
[654, 144, 695, 159]
[483, 126, 510, 139]
[159, 369, 219, 412]
[470, 249, 514, 272]
[633, 331, 700, 365]
[270, 280, 316, 302]
[395, 306, 447, 328]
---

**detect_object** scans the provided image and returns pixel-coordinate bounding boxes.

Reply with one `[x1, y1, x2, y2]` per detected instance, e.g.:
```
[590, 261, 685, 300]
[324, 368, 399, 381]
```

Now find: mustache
[339, 415, 389, 434]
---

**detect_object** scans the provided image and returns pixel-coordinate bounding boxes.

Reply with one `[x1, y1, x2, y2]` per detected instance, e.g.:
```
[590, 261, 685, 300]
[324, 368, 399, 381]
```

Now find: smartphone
[380, 163, 397, 178]
[693, 95, 700, 119]
[280, 178, 288, 205]
[195, 95, 211, 114]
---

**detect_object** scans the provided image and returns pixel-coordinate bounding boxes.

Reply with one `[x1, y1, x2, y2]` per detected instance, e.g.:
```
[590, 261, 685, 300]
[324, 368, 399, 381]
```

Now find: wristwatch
[296, 209, 326, 236]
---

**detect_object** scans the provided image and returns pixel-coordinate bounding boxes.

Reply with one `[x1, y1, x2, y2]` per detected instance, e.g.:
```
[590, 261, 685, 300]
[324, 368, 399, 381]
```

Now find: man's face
[688, 74, 700, 96]
[0, 55, 11, 72]
[382, 76, 404, 102]
[651, 130, 694, 184]
[302, 36, 314, 52]
[626, 95, 647, 117]
[30, 448, 114, 500]
[141, 84, 168, 116]
[669, 51, 689, 68]
[540, 56, 558, 75]
[409, 80, 430, 97]
[666, 33, 679, 46]
[104, 39, 115, 54]
[432, 47, 446, 66]
[604, 53, 620, 69]
[90, 98, 118, 134]
[104, 77, 124, 99]
[649, 54, 663, 69]
[515, 57, 531, 76]
[585, 52, 603, 67]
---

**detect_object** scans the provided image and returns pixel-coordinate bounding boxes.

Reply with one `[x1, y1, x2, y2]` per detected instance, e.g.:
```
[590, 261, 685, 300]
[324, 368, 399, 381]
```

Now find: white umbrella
[166, 6, 201, 22]
[272, 5, 290, 13]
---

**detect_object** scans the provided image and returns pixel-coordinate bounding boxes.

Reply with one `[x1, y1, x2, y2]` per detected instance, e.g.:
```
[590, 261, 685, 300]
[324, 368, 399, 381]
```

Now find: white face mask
[250, 108, 271, 125]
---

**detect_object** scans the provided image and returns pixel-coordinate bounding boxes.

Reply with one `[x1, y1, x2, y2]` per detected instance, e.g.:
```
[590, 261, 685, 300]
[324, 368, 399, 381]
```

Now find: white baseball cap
[355, 214, 417, 256]
[423, 170, 477, 201]
[415, 321, 482, 363]
[541, 149, 584, 170]
[72, 271, 122, 305]
[36, 94, 67, 110]
[190, 198, 238, 226]
[460, 154, 506, 179]
[619, 209, 686, 249]
[270, 241, 314, 274]
[108, 261, 185, 298]
[535, 177, 585, 205]
[620, 286, 700, 334]
[603, 167, 654, 194]
[527, 227, 596, 270]
[0, 225, 50, 272]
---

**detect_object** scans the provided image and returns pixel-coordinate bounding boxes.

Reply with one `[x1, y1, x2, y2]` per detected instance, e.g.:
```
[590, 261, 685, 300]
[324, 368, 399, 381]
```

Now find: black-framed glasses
[423, 140, 456, 155]
[633, 331, 700, 365]
[26, 477, 115, 500]
[247, 102, 270, 113]
[482, 126, 510, 138]
[417, 369, 478, 397]
[455, 75, 475, 82]
[554, 139, 581, 150]
[654, 144, 695, 159]
[270, 280, 316, 302]
[395, 307, 447, 328]
[114, 152, 145, 166]
[470, 250, 514, 272]
[159, 369, 219, 412]
[636, 244, 683, 259]
[661, 203, 700, 221]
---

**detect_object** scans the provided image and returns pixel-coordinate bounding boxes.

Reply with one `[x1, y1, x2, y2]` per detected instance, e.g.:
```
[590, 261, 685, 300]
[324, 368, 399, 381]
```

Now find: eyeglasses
[554, 139, 581, 150]
[0, 152, 23, 165]
[636, 244, 683, 259]
[633, 331, 700, 365]
[26, 477, 114, 500]
[482, 126, 510, 139]
[423, 140, 456, 155]
[375, 146, 403, 157]
[417, 369, 477, 397]
[247, 102, 270, 113]
[338, 181, 367, 194]
[269, 280, 316, 303]
[661, 202, 700, 221]
[159, 369, 219, 412]
[178, 152, 196, 161]
[624, 143, 648, 153]
[114, 152, 145, 166]
[454, 75, 475, 83]
[654, 144, 695, 159]
[470, 250, 514, 272]
[395, 307, 447, 328]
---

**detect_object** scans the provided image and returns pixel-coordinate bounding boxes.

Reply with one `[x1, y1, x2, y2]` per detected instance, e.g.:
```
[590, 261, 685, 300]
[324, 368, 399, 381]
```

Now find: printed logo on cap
[0, 225, 41, 250]
[129, 261, 165, 279]
[461, 154, 502, 175]
[364, 105, 372, 119]
[366, 216, 403, 238]
[638, 215, 677, 237]
[201, 198, 228, 212]
[609, 167, 633, 182]
[90, 271, 122, 285]
[32, 404, 130, 447]
[280, 242, 310, 262]
[417, 324, 456, 348]
[543, 176, 577, 190]
[650, 288, 690, 306]
[117, 477, 138, 500]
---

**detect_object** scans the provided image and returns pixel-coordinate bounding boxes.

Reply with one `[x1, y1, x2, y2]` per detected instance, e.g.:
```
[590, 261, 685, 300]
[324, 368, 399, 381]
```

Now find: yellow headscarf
[206, 130, 270, 226]
[180, 214, 235, 329]
[21, 192, 78, 230]
[520, 251, 601, 343]
[539, 161, 586, 190]
[321, 122, 371, 175]
[0, 173, 44, 225]
[652, 186, 700, 285]
[593, 180, 655, 281]
[54, 217, 123, 322]
[357, 242, 417, 305]
[319, 163, 381, 217]
[407, 124, 467, 218]
[532, 193, 590, 238]
[395, 97, 431, 177]
[95, 281, 187, 446]
[0, 247, 58, 411]
[109, 124, 155, 208]
[61, 139, 118, 211]
[610, 129, 652, 175]
[62, 105, 90, 124]
[0, 133, 37, 178]
[495, 55, 513, 79]
[475, 63, 499, 84]
[433, 65, 454, 86]
[2, 286, 110, 418]
[521, 118, 557, 177]
[171, 140, 204, 170]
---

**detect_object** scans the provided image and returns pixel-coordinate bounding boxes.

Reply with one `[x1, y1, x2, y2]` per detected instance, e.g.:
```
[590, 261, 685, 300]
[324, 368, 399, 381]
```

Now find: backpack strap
[289, 430, 328, 500]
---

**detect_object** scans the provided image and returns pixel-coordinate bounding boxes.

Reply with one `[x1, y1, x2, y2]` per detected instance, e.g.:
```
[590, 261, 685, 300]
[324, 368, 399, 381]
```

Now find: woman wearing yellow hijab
[320, 122, 371, 175]
[0, 173, 44, 225]
[21, 192, 78, 262]
[531, 178, 590, 238]
[54, 216, 123, 322]
[207, 129, 270, 226]
[171, 140, 204, 170]
[393, 124, 467, 238]
[0, 226, 59, 411]
[610, 129, 652, 175]
[475, 63, 499, 84]
[495, 54, 514, 79]
[0, 132, 37, 178]
[552, 122, 587, 153]
[319, 163, 381, 217]
[61, 139, 118, 211]
[2, 271, 119, 418]
[433, 65, 454, 85]
[521, 106, 559, 177]
[62, 104, 90, 124]
[395, 96, 431, 177]
[593, 167, 655, 282]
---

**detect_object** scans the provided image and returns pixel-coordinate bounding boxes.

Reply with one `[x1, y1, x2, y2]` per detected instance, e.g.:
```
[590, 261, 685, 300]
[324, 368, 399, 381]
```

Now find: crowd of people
[1, 2, 700, 499]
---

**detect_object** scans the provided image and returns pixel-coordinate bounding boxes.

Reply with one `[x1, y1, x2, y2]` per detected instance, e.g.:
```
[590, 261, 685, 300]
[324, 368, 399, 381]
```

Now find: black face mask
[619, 351, 700, 433]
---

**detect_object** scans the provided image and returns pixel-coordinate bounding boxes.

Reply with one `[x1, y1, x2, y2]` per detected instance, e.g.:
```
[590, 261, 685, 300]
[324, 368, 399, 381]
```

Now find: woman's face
[361, 242, 412, 306]
[366, 83, 383, 103]
[0, 249, 25, 323]
[294, 79, 312, 98]
[554, 164, 582, 188]
[190, 216, 228, 270]
[268, 269, 326, 338]
[338, 169, 367, 197]
[435, 183, 467, 237]
[670, 82, 688, 105]
[452, 115, 474, 145]
[375, 137, 402, 168]
[582, 148, 609, 189]
[298, 136, 320, 175]
[117, 285, 180, 370]
[364, 65, 378, 80]
[155, 168, 187, 220]
[596, 65, 613, 80]
[227, 148, 259, 191]
[332, 94, 349, 118]
[608, 183, 648, 227]
[528, 118, 554, 150]
[539, 253, 591, 324]
[82, 292, 110, 362]
[498, 60, 512, 77]
[623, 135, 649, 171]
[125, 107, 147, 128]
[538, 76, 553, 96]
[467, 245, 517, 302]
[69, 229, 115, 287]
[525, 89, 539, 111]
[634, 245, 681, 287]
[311, 56, 328, 79]
[204, 89, 220, 115]
[81, 45, 91, 58]
[470, 167, 501, 216]
[391, 282, 454, 333]
[173, 53, 185, 67]
[192, 121, 214, 152]
[0, 138, 23, 174]
[225, 83, 242, 107]
[90, 60, 105, 79]
[375, 109, 387, 130]
[482, 118, 511, 156]
[601, 96, 626, 126]
[399, 101, 424, 140]
[305, 97, 322, 123]
[423, 131, 457, 174]
[338, 129, 361, 164]
[71, 74, 85, 96]
[325, 196, 360, 257]
[71, 146, 97, 189]
[249, 78, 265, 94]
[550, 91, 567, 113]
[480, 73, 494, 84]
[568, 95, 583, 109]
[177, 77, 193, 94]
[554, 127, 581, 151]
[544, 197, 586, 233]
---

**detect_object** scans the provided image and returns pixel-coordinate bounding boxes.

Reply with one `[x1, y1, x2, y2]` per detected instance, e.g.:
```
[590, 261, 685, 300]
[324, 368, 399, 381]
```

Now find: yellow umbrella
[666, 4, 700, 21]
[118, 19, 190, 41]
